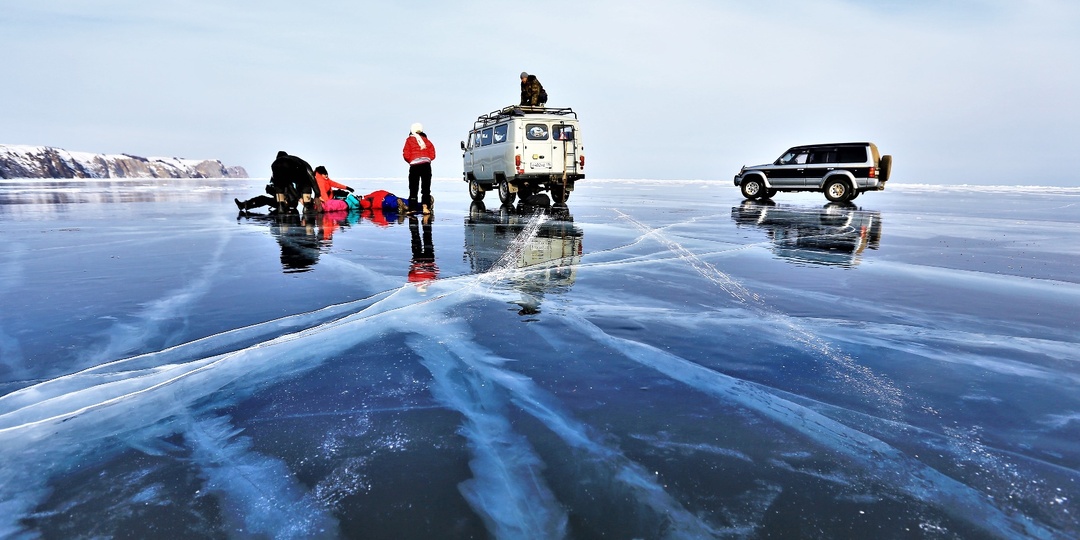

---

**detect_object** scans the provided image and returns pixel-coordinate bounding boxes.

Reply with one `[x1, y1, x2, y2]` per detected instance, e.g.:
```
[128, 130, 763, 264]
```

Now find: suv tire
[824, 178, 852, 202]
[740, 175, 765, 200]
[879, 155, 893, 182]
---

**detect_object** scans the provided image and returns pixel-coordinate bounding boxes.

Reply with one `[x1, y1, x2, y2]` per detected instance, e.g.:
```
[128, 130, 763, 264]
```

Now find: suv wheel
[469, 179, 485, 202]
[498, 180, 516, 205]
[740, 176, 765, 199]
[824, 178, 852, 202]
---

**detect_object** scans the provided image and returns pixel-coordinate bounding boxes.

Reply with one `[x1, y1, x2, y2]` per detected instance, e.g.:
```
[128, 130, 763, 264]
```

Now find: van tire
[879, 155, 893, 182]
[498, 180, 516, 205]
[468, 179, 485, 202]
[550, 184, 570, 203]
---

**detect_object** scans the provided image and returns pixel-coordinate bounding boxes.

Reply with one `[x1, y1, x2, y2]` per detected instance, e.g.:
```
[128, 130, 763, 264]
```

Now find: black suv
[734, 142, 892, 202]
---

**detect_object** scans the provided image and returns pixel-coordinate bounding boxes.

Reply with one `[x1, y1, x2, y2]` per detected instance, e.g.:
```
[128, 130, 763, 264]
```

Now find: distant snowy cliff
[0, 144, 248, 179]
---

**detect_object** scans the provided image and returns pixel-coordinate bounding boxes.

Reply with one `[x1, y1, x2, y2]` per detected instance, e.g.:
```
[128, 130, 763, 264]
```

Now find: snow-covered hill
[0, 144, 248, 179]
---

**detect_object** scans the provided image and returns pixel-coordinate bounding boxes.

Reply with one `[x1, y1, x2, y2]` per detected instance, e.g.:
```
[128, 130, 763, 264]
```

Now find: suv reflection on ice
[734, 142, 892, 203]
[731, 200, 882, 267]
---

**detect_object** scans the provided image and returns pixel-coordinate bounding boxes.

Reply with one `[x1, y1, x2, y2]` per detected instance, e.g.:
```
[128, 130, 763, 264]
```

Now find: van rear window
[553, 125, 575, 141]
[526, 124, 549, 140]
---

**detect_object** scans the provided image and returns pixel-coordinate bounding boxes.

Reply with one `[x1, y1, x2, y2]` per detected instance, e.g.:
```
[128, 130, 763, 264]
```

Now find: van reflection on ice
[731, 200, 882, 267]
[464, 199, 582, 316]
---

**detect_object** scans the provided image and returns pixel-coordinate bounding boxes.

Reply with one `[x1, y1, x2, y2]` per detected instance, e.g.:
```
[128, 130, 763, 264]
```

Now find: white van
[460, 106, 585, 204]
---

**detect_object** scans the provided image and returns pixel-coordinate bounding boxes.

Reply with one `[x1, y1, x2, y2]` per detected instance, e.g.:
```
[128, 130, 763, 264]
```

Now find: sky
[2, 0, 1078, 186]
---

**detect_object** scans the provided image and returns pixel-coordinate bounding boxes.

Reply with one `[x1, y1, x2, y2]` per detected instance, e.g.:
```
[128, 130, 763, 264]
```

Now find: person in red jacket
[402, 122, 436, 214]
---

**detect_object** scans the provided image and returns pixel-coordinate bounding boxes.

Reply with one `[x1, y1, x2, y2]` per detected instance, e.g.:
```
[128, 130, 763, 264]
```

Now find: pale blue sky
[3, 0, 1078, 185]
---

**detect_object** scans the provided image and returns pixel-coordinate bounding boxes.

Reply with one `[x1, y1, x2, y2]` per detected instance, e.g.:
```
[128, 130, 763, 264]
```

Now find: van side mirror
[460, 141, 466, 151]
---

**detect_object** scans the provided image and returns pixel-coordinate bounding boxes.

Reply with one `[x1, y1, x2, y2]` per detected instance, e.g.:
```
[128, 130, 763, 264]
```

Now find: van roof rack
[473, 105, 577, 129]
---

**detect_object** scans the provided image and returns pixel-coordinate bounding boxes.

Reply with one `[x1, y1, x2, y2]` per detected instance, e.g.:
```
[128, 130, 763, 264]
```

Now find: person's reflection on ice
[274, 213, 322, 273]
[408, 214, 438, 291]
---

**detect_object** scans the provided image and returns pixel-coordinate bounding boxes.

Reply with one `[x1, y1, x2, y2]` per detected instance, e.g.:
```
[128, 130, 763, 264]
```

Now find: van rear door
[550, 123, 578, 176]
[521, 122, 553, 174]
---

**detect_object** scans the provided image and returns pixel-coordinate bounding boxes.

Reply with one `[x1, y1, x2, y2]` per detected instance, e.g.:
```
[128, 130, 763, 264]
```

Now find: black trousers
[407, 162, 432, 210]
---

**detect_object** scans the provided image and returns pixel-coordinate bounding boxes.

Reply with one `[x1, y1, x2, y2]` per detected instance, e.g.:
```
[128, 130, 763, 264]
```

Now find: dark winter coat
[520, 75, 547, 106]
[270, 153, 319, 201]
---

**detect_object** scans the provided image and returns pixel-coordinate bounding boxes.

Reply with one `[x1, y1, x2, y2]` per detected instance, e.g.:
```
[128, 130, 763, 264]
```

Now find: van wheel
[468, 179, 485, 201]
[824, 178, 852, 202]
[498, 180, 516, 205]
[550, 184, 570, 203]
[879, 155, 893, 182]
[469, 201, 486, 220]
[740, 176, 765, 199]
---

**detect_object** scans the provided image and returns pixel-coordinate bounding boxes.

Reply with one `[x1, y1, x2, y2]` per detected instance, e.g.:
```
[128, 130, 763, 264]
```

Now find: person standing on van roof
[402, 123, 436, 215]
[519, 72, 547, 107]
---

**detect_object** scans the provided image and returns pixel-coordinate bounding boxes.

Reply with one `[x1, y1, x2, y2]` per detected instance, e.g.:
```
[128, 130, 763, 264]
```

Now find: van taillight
[515, 155, 521, 167]
[579, 155, 585, 169]
[869, 167, 876, 178]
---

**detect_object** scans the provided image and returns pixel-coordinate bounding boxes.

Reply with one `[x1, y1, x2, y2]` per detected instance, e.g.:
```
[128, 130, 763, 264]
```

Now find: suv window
[777, 150, 809, 165]
[493, 124, 508, 144]
[837, 146, 868, 163]
[808, 150, 837, 164]
[526, 124, 549, 140]
[553, 125, 575, 141]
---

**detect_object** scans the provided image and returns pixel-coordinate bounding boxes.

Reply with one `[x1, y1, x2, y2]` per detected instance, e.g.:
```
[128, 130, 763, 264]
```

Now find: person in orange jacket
[313, 165, 353, 212]
[402, 122, 436, 215]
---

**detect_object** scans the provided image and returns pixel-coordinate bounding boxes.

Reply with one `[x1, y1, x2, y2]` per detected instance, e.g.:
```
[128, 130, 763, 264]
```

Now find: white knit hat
[410, 122, 423, 134]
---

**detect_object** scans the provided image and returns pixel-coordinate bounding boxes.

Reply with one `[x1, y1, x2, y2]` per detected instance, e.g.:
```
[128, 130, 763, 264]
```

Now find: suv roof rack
[473, 105, 577, 129]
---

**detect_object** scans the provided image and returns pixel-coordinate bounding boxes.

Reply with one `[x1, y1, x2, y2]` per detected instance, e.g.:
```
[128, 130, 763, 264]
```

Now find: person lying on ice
[357, 189, 416, 214]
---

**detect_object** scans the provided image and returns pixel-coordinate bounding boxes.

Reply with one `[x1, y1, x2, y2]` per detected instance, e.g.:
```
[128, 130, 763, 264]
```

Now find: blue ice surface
[0, 177, 1078, 539]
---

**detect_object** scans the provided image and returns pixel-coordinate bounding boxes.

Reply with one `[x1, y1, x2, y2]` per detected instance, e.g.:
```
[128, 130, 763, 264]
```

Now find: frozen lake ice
[0, 177, 1078, 539]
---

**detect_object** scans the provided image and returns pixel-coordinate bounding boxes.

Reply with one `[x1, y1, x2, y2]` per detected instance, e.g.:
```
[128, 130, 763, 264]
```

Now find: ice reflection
[408, 215, 439, 290]
[238, 212, 339, 273]
[0, 179, 235, 206]
[731, 200, 882, 267]
[464, 201, 582, 316]
[236, 207, 407, 274]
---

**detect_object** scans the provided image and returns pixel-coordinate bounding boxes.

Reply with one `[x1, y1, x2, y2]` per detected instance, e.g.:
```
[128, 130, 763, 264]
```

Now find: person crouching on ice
[313, 165, 354, 212]
[402, 122, 436, 215]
